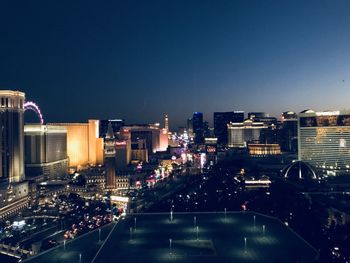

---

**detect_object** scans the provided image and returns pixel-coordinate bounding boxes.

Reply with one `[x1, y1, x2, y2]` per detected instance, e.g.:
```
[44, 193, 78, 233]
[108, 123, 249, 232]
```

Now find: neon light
[24, 101, 44, 124]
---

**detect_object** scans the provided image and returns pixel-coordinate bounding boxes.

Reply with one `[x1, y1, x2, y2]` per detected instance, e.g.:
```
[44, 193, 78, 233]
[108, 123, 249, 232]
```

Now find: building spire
[165, 113, 169, 131]
[106, 122, 115, 139]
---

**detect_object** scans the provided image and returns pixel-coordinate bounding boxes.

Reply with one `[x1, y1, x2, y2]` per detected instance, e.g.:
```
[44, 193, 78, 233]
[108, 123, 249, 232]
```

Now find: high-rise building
[124, 123, 165, 154]
[51, 121, 104, 169]
[298, 110, 350, 176]
[104, 123, 116, 190]
[24, 124, 68, 180]
[228, 119, 267, 147]
[280, 111, 298, 152]
[193, 112, 204, 144]
[0, 90, 28, 220]
[233, 111, 245, 122]
[114, 129, 132, 170]
[0, 90, 25, 183]
[214, 112, 229, 144]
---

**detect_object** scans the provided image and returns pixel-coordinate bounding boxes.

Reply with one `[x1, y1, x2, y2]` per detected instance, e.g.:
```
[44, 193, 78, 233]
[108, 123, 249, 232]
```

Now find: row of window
[0, 97, 23, 108]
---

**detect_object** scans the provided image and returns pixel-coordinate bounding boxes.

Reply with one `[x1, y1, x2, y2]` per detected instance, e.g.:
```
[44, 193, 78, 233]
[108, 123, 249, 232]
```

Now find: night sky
[1, 0, 350, 128]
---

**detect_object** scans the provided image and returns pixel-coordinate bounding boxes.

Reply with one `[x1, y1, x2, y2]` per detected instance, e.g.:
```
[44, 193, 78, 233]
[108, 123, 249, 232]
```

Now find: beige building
[49, 120, 104, 169]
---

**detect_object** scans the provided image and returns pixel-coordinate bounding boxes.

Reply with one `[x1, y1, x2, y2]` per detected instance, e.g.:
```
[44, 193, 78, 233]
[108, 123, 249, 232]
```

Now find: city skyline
[1, 0, 350, 128]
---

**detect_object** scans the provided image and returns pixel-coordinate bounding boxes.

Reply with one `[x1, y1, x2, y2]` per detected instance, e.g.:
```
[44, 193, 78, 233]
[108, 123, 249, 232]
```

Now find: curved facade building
[298, 110, 350, 176]
[228, 119, 267, 148]
[0, 90, 25, 183]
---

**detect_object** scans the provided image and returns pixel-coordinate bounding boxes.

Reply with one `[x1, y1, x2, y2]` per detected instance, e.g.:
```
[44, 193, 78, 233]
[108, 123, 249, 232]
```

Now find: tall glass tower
[299, 109, 350, 176]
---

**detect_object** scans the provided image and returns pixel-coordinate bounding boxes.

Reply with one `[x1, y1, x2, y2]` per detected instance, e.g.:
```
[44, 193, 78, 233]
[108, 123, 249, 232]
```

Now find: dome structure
[282, 161, 319, 181]
[299, 109, 315, 114]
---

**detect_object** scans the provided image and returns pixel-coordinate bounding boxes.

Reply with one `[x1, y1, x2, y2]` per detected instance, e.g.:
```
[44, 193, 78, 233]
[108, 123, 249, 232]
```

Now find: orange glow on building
[248, 143, 281, 156]
[49, 120, 104, 169]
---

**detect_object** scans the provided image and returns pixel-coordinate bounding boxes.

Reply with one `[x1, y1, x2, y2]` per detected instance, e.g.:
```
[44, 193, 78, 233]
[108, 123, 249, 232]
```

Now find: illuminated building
[115, 175, 130, 190]
[124, 123, 165, 153]
[159, 128, 168, 151]
[0, 90, 25, 183]
[50, 120, 104, 169]
[205, 138, 218, 165]
[24, 124, 68, 180]
[85, 174, 105, 189]
[248, 143, 281, 156]
[228, 119, 267, 147]
[298, 109, 350, 176]
[0, 90, 29, 220]
[0, 182, 29, 220]
[193, 112, 204, 144]
[244, 176, 271, 188]
[88, 120, 104, 165]
[114, 132, 132, 170]
[214, 111, 244, 145]
[104, 123, 116, 190]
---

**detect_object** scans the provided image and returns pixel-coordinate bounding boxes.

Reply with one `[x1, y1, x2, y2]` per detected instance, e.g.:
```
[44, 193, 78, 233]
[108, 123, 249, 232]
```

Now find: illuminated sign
[206, 145, 217, 154]
[316, 111, 340, 116]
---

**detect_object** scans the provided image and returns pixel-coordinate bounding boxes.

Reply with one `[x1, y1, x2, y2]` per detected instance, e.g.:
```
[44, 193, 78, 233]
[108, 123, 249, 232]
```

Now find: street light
[196, 226, 199, 241]
[169, 238, 172, 250]
[244, 237, 247, 252]
[79, 253, 82, 263]
[253, 215, 256, 227]
[262, 225, 266, 235]
[170, 209, 173, 222]
[63, 240, 66, 251]
[98, 228, 101, 242]
[134, 217, 137, 231]
[193, 216, 196, 229]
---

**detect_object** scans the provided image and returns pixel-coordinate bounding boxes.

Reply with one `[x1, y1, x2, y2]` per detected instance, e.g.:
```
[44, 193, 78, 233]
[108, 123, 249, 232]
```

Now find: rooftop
[26, 212, 318, 263]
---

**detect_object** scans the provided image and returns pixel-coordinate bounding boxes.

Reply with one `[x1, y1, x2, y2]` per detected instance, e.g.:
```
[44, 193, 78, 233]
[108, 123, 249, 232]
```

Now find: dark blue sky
[1, 0, 350, 128]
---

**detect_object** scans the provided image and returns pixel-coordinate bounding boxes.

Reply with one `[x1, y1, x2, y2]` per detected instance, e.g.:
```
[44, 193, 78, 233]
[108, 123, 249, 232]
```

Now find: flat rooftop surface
[92, 212, 318, 263]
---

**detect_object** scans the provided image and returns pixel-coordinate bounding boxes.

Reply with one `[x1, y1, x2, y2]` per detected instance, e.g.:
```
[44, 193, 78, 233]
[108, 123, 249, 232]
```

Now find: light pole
[196, 226, 199, 241]
[169, 238, 172, 250]
[262, 225, 265, 235]
[193, 216, 196, 229]
[134, 217, 137, 231]
[224, 208, 227, 220]
[98, 228, 101, 242]
[130, 227, 133, 241]
[253, 215, 256, 227]
[244, 237, 247, 252]
[170, 209, 173, 222]
[79, 253, 82, 263]
[63, 240, 66, 251]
